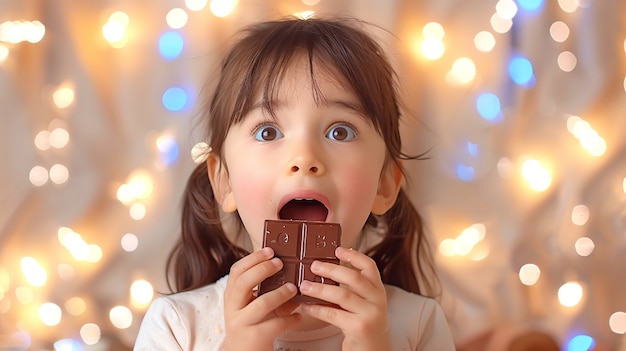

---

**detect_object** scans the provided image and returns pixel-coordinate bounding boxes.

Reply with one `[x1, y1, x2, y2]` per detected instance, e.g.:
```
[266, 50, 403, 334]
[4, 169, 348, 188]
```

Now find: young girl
[134, 17, 455, 351]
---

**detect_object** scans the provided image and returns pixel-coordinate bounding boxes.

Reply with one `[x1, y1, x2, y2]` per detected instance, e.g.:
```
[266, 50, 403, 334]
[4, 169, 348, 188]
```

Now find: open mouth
[278, 199, 329, 222]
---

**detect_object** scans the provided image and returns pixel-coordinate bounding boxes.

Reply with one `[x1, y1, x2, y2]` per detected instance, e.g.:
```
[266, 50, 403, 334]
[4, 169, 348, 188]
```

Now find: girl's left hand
[298, 246, 391, 351]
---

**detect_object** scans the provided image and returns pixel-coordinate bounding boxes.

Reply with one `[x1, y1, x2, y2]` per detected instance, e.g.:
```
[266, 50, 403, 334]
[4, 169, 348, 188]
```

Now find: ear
[372, 161, 404, 215]
[206, 153, 237, 213]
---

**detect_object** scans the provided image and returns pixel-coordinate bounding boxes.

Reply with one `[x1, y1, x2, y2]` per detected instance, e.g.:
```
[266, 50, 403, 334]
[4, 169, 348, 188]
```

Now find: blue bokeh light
[467, 142, 478, 156]
[567, 335, 595, 351]
[54, 338, 84, 351]
[509, 56, 535, 87]
[158, 137, 180, 166]
[158, 31, 184, 60]
[516, 0, 544, 12]
[162, 87, 188, 111]
[457, 164, 475, 181]
[476, 93, 502, 122]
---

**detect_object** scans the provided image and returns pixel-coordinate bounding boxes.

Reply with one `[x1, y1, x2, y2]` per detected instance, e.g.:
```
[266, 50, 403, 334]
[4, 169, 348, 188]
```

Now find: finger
[299, 279, 364, 311]
[255, 310, 302, 338]
[335, 247, 383, 288]
[241, 282, 299, 324]
[226, 251, 283, 310]
[299, 302, 350, 327]
[228, 247, 274, 279]
[309, 260, 378, 302]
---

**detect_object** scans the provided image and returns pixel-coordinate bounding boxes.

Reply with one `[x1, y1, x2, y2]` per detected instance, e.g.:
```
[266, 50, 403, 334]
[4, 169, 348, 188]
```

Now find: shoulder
[134, 276, 228, 351]
[385, 285, 456, 351]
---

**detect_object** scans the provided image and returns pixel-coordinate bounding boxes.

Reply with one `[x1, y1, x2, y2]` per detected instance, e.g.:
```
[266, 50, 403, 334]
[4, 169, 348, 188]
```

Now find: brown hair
[167, 17, 438, 297]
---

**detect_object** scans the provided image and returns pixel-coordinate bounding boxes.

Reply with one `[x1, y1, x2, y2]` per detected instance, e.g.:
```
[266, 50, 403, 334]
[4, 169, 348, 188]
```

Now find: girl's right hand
[223, 247, 302, 351]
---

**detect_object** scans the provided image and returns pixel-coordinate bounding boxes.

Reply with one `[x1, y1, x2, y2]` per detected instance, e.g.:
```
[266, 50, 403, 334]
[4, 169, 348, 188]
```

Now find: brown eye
[255, 126, 283, 141]
[327, 125, 356, 141]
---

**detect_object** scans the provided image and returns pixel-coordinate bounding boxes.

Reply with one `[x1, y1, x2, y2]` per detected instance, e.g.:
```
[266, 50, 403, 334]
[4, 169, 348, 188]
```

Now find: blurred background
[1, 0, 625, 350]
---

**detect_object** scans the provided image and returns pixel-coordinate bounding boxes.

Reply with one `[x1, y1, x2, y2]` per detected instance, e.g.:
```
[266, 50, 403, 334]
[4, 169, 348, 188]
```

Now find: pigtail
[166, 163, 247, 293]
[366, 188, 438, 297]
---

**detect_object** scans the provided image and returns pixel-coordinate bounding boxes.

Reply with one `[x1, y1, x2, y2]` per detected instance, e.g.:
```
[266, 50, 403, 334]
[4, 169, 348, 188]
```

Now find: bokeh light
[550, 21, 570, 42]
[130, 280, 154, 306]
[39, 302, 62, 326]
[166, 8, 188, 29]
[29, 166, 49, 186]
[457, 164, 475, 181]
[566, 115, 607, 156]
[496, 0, 518, 19]
[0, 43, 9, 62]
[53, 338, 82, 351]
[0, 20, 45, 44]
[53, 86, 75, 109]
[508, 55, 535, 87]
[109, 306, 133, 329]
[158, 31, 184, 60]
[420, 37, 445, 60]
[65, 297, 86, 316]
[519, 263, 541, 285]
[129, 202, 147, 220]
[121, 233, 139, 252]
[186, 0, 209, 11]
[558, 51, 577, 72]
[21, 257, 47, 287]
[102, 11, 129, 48]
[609, 311, 626, 334]
[157, 135, 179, 166]
[476, 93, 502, 122]
[162, 87, 188, 111]
[423, 22, 445, 39]
[574, 237, 594, 257]
[521, 159, 552, 191]
[558, 0, 580, 13]
[558, 281, 583, 307]
[49, 164, 69, 185]
[80, 323, 101, 345]
[517, 0, 544, 12]
[446, 57, 476, 85]
[566, 334, 595, 351]
[571, 205, 589, 226]
[474, 31, 496, 52]
[490, 13, 513, 34]
[210, 0, 239, 17]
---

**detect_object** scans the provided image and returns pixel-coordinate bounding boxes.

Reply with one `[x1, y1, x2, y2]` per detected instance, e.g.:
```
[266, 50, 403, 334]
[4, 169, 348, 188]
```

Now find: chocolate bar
[258, 219, 341, 303]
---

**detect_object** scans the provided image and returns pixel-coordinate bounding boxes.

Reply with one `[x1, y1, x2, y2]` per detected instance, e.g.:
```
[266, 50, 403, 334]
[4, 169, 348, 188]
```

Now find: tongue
[279, 200, 328, 222]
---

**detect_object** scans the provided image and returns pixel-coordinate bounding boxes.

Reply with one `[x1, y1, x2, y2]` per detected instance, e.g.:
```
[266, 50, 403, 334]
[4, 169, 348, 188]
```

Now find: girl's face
[209, 57, 401, 251]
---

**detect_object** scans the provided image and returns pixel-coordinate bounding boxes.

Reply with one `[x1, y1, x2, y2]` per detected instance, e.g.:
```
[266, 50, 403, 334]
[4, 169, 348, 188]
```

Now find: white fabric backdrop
[1, 0, 625, 349]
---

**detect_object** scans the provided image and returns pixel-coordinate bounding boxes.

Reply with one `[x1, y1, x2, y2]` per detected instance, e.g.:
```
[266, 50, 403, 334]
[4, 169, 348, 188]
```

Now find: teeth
[294, 198, 315, 201]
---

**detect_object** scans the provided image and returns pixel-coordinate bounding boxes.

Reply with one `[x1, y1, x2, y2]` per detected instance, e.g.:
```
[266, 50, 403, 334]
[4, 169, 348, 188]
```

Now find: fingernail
[262, 247, 273, 257]
[310, 261, 320, 271]
[285, 283, 297, 293]
[271, 257, 282, 267]
[300, 280, 311, 292]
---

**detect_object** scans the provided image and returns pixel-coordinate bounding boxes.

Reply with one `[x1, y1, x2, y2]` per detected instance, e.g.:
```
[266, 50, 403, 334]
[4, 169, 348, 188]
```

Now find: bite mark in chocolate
[258, 219, 341, 303]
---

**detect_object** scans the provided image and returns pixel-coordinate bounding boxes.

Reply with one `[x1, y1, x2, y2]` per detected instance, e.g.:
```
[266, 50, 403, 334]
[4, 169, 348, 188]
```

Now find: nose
[288, 145, 326, 176]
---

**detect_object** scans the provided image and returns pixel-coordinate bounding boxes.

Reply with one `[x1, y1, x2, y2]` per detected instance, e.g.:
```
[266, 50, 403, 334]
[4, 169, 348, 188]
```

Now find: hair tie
[191, 142, 212, 164]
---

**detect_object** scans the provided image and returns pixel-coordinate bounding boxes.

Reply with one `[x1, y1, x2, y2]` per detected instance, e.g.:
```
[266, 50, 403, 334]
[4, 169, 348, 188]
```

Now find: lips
[278, 192, 330, 222]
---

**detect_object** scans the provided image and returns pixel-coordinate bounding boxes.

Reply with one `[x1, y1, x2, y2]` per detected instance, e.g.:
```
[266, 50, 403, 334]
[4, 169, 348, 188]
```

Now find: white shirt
[134, 275, 456, 350]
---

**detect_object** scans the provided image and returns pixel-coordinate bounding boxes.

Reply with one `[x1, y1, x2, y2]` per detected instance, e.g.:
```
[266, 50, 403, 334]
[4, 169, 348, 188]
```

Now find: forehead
[261, 54, 357, 100]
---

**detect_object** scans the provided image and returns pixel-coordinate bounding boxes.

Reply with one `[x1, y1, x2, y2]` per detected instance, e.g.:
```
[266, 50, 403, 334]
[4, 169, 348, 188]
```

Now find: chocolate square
[258, 219, 341, 303]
